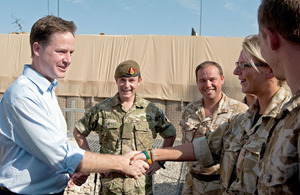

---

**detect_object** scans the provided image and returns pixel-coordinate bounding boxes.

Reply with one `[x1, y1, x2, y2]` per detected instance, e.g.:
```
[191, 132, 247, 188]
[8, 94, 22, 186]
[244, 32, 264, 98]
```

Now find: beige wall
[0, 34, 245, 102]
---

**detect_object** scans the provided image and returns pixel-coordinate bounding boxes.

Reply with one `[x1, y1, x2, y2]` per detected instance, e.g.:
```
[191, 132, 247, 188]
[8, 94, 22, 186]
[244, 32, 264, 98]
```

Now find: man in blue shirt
[0, 15, 148, 195]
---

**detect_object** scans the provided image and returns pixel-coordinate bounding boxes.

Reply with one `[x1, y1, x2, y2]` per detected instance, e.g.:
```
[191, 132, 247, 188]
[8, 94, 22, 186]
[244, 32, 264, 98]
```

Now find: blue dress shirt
[0, 65, 85, 194]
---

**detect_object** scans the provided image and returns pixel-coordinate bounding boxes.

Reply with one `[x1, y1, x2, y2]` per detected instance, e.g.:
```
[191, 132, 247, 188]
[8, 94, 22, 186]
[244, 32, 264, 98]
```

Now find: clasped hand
[129, 151, 162, 176]
[69, 151, 150, 186]
[119, 151, 149, 179]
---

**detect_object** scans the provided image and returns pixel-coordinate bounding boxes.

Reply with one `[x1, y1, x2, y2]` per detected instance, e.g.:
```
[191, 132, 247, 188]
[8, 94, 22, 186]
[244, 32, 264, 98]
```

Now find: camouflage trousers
[100, 174, 153, 195]
[182, 172, 222, 195]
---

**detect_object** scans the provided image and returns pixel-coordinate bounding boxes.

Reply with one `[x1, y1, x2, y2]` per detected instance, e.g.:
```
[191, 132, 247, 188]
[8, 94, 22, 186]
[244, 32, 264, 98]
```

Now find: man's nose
[63, 53, 72, 64]
[233, 65, 241, 75]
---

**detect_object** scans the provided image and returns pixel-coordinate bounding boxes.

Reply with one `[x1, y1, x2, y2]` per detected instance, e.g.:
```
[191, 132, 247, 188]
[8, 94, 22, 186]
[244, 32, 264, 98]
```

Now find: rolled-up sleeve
[59, 144, 85, 174]
[156, 108, 176, 138]
[193, 137, 215, 167]
[75, 105, 101, 137]
[193, 119, 232, 167]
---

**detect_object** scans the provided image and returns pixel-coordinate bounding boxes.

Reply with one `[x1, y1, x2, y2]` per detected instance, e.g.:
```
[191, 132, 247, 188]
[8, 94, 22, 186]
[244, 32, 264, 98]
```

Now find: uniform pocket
[264, 163, 298, 187]
[220, 141, 241, 187]
[134, 122, 154, 150]
[100, 123, 121, 153]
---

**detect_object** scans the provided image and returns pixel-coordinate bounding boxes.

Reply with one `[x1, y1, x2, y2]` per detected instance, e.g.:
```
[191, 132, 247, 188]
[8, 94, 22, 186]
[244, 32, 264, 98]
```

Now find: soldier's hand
[121, 152, 149, 179]
[129, 152, 147, 165]
[146, 161, 161, 176]
[69, 172, 90, 186]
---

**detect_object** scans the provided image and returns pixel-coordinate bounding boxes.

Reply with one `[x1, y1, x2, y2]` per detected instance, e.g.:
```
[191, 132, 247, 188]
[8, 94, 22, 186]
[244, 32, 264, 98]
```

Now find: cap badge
[128, 66, 136, 75]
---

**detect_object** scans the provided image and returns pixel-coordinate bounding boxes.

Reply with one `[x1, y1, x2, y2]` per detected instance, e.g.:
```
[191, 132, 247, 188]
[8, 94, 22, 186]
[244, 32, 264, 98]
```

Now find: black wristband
[158, 161, 166, 169]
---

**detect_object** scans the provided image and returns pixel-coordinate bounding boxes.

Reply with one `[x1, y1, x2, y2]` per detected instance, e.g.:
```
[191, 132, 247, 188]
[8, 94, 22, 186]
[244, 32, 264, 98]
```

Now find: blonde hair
[242, 34, 267, 72]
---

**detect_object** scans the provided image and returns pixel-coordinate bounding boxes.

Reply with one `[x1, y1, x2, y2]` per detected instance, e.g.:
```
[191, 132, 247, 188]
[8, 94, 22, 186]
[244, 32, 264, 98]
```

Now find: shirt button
[225, 144, 230, 149]
[266, 174, 272, 182]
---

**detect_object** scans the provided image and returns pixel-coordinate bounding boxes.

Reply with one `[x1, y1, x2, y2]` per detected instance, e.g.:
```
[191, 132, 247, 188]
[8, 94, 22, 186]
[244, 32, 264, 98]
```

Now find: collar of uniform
[199, 93, 228, 114]
[133, 94, 145, 108]
[111, 93, 121, 107]
[23, 64, 58, 94]
[263, 85, 292, 118]
[216, 93, 229, 114]
[112, 93, 145, 108]
[277, 87, 300, 118]
[246, 99, 259, 119]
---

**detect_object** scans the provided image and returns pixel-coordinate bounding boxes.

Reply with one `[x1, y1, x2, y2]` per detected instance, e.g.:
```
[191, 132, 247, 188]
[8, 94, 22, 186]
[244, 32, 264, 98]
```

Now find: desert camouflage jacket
[180, 93, 247, 175]
[192, 86, 291, 194]
[257, 88, 300, 195]
[75, 93, 176, 154]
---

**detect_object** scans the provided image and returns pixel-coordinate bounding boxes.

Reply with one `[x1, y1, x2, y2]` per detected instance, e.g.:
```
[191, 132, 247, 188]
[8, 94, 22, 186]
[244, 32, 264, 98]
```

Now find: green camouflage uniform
[180, 93, 248, 195]
[75, 93, 176, 195]
[257, 88, 300, 194]
[192, 86, 291, 194]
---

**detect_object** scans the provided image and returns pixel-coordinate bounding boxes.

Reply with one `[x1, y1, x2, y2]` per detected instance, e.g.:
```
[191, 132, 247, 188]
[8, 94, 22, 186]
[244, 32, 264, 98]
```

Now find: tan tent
[0, 34, 244, 102]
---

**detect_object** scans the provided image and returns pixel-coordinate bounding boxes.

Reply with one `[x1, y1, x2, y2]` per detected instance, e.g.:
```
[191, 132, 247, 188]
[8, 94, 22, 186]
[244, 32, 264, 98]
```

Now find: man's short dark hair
[30, 15, 76, 57]
[258, 0, 300, 43]
[195, 61, 224, 79]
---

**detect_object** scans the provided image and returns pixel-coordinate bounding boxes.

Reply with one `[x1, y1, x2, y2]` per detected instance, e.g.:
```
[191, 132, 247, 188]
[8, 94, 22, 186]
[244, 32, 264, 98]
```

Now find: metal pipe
[200, 0, 202, 36]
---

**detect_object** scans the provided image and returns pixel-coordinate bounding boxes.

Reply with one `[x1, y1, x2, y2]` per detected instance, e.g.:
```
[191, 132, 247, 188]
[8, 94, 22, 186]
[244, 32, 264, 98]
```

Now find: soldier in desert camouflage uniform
[73, 60, 176, 195]
[180, 61, 248, 195]
[242, 94, 256, 107]
[257, 0, 300, 194]
[130, 34, 292, 194]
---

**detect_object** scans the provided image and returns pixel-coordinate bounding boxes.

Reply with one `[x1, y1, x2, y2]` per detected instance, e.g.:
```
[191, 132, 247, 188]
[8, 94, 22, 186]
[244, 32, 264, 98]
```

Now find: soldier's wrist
[158, 161, 166, 169]
[141, 150, 152, 164]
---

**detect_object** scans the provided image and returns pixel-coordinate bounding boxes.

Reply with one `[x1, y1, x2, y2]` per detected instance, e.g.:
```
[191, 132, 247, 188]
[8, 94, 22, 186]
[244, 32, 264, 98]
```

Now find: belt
[190, 172, 220, 182]
[102, 172, 127, 178]
[0, 187, 19, 195]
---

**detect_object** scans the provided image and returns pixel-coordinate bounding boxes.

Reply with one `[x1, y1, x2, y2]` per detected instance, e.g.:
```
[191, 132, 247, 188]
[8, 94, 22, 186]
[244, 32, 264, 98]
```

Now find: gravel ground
[65, 136, 188, 195]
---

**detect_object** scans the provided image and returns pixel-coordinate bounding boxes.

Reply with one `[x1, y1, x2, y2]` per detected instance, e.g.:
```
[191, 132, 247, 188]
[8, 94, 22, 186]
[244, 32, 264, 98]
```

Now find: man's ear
[33, 42, 41, 56]
[265, 28, 280, 50]
[220, 75, 225, 84]
[138, 77, 142, 86]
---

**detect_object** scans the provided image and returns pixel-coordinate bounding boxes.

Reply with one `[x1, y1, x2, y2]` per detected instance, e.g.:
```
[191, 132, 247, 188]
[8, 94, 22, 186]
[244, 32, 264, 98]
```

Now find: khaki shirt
[75, 93, 176, 154]
[257, 88, 300, 194]
[193, 86, 291, 194]
[180, 93, 248, 175]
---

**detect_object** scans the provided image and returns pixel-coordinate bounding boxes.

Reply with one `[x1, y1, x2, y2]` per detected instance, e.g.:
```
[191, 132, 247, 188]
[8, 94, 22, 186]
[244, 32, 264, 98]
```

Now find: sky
[0, 0, 261, 37]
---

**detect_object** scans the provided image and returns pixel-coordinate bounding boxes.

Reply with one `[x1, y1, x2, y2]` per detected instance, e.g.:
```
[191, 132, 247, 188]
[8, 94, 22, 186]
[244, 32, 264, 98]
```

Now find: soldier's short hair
[195, 61, 223, 79]
[258, 0, 300, 44]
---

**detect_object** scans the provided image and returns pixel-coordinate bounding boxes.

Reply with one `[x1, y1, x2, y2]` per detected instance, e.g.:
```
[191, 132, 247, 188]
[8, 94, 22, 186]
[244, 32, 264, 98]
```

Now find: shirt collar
[111, 93, 144, 108]
[23, 64, 58, 93]
[280, 87, 300, 115]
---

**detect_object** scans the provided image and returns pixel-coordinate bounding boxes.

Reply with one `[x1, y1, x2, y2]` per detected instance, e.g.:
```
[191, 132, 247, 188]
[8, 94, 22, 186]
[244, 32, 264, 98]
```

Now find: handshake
[69, 149, 163, 186]
[116, 150, 152, 179]
[115, 150, 165, 178]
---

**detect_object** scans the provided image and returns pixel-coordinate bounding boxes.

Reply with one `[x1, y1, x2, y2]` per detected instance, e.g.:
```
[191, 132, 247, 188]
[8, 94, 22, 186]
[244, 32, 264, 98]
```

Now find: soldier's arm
[162, 135, 176, 148]
[146, 107, 177, 175]
[73, 104, 102, 151]
[73, 128, 90, 151]
[145, 139, 192, 176]
[131, 143, 196, 163]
